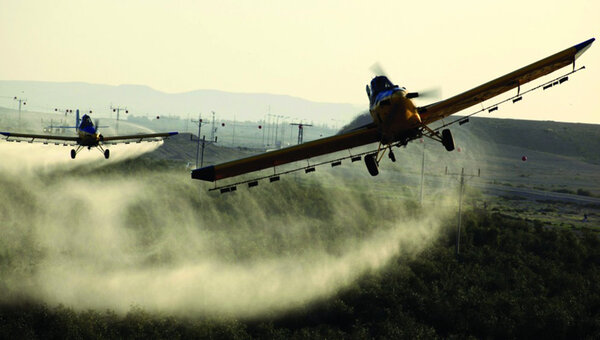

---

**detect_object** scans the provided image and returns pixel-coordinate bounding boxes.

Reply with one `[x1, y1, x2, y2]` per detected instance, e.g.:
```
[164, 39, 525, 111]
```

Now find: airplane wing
[192, 127, 380, 181]
[193, 38, 594, 183]
[0, 132, 79, 142]
[0, 131, 178, 143]
[101, 132, 178, 143]
[418, 38, 595, 125]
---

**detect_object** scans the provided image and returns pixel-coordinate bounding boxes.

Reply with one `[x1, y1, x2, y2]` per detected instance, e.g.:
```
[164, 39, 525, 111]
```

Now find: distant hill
[0, 80, 363, 124]
[465, 117, 600, 164]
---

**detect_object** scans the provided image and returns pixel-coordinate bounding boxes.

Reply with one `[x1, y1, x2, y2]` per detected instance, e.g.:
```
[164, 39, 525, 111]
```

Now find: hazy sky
[1, 0, 598, 123]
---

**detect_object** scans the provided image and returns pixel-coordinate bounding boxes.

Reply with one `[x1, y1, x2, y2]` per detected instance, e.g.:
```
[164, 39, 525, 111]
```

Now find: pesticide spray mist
[0, 140, 461, 318]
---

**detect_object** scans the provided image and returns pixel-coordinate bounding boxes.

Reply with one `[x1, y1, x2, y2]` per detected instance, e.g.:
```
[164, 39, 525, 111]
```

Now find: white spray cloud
[0, 140, 162, 175]
[0, 142, 459, 318]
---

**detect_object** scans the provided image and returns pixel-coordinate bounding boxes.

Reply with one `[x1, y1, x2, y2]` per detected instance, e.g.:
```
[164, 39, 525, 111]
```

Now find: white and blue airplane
[1, 109, 178, 159]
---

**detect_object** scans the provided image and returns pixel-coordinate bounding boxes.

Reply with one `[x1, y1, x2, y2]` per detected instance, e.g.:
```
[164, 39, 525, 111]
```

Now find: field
[0, 107, 599, 338]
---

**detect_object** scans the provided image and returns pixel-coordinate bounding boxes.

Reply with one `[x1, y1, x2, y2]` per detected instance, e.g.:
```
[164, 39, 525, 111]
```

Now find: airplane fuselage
[368, 84, 422, 144]
[76, 114, 103, 147]
[76, 130, 102, 147]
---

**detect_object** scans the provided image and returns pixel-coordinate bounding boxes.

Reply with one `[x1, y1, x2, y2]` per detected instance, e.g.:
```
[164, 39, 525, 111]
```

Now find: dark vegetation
[1, 210, 598, 339]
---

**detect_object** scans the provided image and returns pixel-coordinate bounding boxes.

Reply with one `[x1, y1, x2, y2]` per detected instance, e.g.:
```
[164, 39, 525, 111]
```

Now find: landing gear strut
[364, 142, 399, 176]
[96, 144, 109, 159]
[70, 145, 83, 159]
[422, 125, 456, 152]
[70, 144, 110, 159]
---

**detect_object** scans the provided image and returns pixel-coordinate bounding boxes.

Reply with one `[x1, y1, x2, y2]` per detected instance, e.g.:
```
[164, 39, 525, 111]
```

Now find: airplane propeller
[94, 119, 105, 140]
[370, 62, 441, 100]
[406, 87, 442, 100]
[369, 62, 388, 78]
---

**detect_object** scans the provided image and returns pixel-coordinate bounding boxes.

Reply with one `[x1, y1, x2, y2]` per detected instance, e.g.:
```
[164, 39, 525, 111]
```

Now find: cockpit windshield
[80, 115, 93, 128]
[370, 76, 397, 99]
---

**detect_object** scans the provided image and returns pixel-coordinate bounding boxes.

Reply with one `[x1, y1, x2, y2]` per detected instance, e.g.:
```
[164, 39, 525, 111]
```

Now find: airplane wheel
[364, 153, 379, 176]
[104, 149, 110, 159]
[70, 149, 76, 159]
[442, 129, 455, 151]
[388, 149, 396, 162]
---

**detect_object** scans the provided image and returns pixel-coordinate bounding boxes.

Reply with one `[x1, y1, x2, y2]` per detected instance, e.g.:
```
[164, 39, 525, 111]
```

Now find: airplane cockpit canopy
[80, 115, 93, 128]
[369, 76, 399, 100]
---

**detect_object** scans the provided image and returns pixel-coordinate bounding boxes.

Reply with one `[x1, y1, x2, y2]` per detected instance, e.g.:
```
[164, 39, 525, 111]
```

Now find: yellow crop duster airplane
[192, 38, 594, 190]
[1, 109, 178, 159]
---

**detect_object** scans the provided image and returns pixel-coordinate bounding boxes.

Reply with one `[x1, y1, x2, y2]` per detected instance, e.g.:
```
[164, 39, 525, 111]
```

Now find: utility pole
[265, 114, 271, 146]
[279, 116, 289, 146]
[191, 113, 208, 168]
[14, 96, 27, 129]
[200, 135, 206, 167]
[267, 113, 276, 146]
[232, 114, 236, 146]
[445, 167, 480, 255]
[274, 115, 282, 147]
[262, 116, 266, 148]
[210, 111, 216, 142]
[290, 122, 313, 144]
[110, 105, 128, 134]
[267, 106, 271, 145]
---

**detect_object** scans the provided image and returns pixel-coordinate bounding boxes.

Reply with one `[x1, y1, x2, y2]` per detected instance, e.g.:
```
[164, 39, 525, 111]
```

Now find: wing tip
[0, 132, 9, 136]
[574, 38, 595, 49]
[191, 165, 216, 181]
[168, 132, 179, 136]
[574, 38, 595, 57]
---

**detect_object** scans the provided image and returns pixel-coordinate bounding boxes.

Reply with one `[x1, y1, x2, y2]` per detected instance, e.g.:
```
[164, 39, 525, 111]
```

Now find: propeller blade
[370, 62, 388, 77]
[418, 87, 442, 99]
[370, 62, 440, 100]
[407, 87, 442, 100]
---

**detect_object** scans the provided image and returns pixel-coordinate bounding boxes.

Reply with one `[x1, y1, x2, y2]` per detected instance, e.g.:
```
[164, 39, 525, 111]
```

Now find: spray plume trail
[0, 141, 463, 317]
